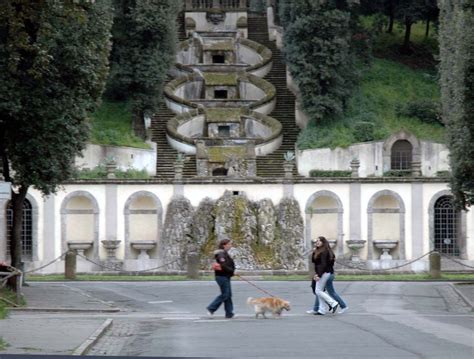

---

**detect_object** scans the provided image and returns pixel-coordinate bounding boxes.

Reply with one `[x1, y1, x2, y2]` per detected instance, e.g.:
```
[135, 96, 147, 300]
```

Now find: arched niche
[124, 191, 163, 259]
[382, 130, 421, 173]
[367, 190, 406, 260]
[60, 191, 100, 259]
[305, 190, 344, 257]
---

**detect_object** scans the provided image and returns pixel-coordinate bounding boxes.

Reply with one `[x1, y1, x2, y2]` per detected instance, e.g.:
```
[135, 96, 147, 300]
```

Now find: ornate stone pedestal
[67, 241, 93, 256]
[346, 239, 366, 262]
[373, 240, 399, 260]
[131, 240, 157, 260]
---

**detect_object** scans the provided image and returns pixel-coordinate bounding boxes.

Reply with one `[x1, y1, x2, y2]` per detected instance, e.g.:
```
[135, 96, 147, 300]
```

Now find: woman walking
[310, 236, 339, 315]
[206, 239, 236, 319]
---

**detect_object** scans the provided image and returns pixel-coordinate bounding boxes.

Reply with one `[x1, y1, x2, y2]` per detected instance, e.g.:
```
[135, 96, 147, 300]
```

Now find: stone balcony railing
[185, 0, 248, 10]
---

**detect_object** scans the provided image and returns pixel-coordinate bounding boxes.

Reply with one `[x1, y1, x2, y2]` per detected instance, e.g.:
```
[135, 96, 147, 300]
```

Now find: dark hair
[218, 239, 231, 249]
[314, 236, 335, 259]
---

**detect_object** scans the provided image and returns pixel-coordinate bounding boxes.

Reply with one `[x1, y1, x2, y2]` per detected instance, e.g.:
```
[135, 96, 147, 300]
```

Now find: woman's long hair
[218, 239, 231, 249]
[313, 236, 335, 260]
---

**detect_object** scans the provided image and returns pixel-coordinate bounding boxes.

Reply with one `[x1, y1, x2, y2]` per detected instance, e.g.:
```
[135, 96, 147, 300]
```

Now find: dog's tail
[247, 297, 255, 305]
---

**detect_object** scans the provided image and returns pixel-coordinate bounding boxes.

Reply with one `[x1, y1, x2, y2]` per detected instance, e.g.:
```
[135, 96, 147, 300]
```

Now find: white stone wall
[297, 140, 450, 177]
[76, 143, 157, 176]
[20, 181, 473, 274]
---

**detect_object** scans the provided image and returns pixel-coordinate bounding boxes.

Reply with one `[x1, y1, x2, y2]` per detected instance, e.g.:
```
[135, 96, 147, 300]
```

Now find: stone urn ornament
[101, 239, 121, 260]
[373, 239, 399, 260]
[283, 151, 295, 178]
[346, 239, 366, 262]
[131, 240, 157, 260]
[67, 241, 93, 257]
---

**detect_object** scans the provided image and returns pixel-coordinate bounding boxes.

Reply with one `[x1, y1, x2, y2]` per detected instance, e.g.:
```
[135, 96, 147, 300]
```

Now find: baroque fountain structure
[165, 30, 281, 177]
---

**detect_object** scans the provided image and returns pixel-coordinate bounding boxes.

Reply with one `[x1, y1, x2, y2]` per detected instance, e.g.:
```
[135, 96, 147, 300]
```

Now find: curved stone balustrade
[166, 107, 282, 156]
[176, 33, 272, 78]
[164, 72, 276, 115]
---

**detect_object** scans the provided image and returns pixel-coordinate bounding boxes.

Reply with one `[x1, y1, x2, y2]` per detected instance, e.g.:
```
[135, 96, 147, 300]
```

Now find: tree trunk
[425, 19, 430, 38]
[132, 110, 146, 140]
[10, 186, 28, 270]
[401, 19, 413, 54]
[387, 13, 394, 33]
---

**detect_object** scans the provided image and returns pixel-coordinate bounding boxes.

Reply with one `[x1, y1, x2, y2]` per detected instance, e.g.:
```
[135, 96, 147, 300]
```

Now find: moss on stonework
[208, 146, 246, 163]
[203, 72, 238, 86]
[231, 196, 246, 246]
[251, 242, 278, 268]
[203, 41, 234, 51]
[205, 108, 241, 123]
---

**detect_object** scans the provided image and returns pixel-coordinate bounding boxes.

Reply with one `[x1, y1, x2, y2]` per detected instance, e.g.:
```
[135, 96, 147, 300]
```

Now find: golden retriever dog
[247, 297, 291, 319]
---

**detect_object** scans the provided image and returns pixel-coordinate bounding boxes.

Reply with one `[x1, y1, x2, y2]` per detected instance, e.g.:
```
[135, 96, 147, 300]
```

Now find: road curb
[72, 318, 113, 356]
[450, 283, 474, 310]
[7, 307, 121, 313]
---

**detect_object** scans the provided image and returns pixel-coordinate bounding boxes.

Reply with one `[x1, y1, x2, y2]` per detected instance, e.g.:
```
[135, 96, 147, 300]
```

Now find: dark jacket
[214, 249, 235, 277]
[312, 249, 334, 277]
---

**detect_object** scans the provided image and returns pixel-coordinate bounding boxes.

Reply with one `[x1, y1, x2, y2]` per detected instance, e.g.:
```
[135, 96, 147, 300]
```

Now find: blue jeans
[207, 275, 233, 317]
[313, 273, 347, 312]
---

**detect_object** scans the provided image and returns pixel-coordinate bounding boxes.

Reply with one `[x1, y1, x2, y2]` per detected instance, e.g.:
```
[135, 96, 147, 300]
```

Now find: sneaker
[225, 313, 235, 319]
[207, 310, 214, 317]
[338, 307, 349, 314]
[331, 304, 339, 314]
[313, 311, 324, 316]
[306, 309, 316, 314]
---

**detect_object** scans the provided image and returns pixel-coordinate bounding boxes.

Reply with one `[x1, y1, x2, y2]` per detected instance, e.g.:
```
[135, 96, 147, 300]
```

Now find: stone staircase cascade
[247, 16, 299, 177]
[151, 13, 299, 179]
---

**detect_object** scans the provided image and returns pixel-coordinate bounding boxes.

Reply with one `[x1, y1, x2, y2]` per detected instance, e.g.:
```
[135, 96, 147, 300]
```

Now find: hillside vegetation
[297, 21, 445, 150]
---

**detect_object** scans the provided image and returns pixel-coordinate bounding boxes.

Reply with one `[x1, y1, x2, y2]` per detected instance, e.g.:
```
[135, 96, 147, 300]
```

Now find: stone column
[106, 184, 118, 244]
[0, 181, 11, 262]
[349, 182, 362, 245]
[43, 196, 56, 262]
[411, 183, 423, 258]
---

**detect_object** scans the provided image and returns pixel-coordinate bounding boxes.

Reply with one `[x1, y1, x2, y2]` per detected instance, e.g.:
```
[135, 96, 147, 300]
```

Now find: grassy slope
[297, 21, 445, 150]
[89, 100, 150, 149]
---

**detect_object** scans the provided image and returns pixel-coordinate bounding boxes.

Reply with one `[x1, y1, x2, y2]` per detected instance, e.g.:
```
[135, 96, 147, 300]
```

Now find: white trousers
[315, 272, 338, 314]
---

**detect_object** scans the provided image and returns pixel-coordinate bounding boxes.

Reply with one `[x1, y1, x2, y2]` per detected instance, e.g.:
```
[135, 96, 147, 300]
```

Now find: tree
[106, 0, 181, 139]
[280, 0, 360, 124]
[0, 1, 113, 269]
[439, 0, 474, 209]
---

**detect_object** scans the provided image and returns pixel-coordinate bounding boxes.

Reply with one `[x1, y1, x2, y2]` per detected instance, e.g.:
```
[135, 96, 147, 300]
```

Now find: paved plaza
[0, 280, 473, 358]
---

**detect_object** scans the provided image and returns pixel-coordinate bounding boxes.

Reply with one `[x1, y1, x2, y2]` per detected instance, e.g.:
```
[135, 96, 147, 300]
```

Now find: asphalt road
[65, 280, 474, 358]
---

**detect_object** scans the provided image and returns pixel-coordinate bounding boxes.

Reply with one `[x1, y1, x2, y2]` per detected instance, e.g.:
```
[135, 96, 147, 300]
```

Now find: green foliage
[281, 0, 360, 123]
[106, 0, 181, 119]
[297, 59, 445, 150]
[439, 0, 474, 208]
[353, 121, 376, 142]
[0, 1, 113, 267]
[309, 170, 352, 177]
[436, 171, 451, 178]
[395, 99, 442, 125]
[0, 1, 113, 195]
[90, 100, 150, 148]
[383, 170, 412, 177]
[74, 165, 150, 180]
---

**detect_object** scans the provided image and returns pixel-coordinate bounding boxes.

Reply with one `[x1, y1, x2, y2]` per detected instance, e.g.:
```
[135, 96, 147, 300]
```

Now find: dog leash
[235, 274, 276, 298]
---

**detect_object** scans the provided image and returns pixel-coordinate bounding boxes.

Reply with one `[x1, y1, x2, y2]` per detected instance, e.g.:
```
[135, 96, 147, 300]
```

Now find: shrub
[383, 170, 412, 177]
[395, 99, 442, 125]
[74, 165, 150, 179]
[309, 170, 352, 177]
[436, 171, 451, 178]
[352, 121, 376, 142]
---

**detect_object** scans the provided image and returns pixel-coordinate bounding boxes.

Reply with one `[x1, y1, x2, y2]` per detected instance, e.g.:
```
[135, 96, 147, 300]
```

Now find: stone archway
[60, 191, 100, 259]
[382, 130, 421, 173]
[124, 191, 163, 259]
[367, 190, 406, 260]
[305, 190, 344, 257]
